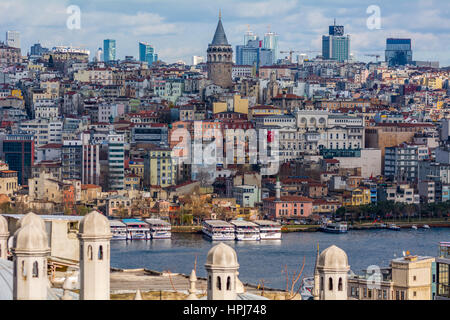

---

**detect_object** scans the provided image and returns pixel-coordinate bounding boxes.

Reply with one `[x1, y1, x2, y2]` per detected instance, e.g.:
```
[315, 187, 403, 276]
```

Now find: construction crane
[280, 50, 301, 64]
[365, 54, 381, 62]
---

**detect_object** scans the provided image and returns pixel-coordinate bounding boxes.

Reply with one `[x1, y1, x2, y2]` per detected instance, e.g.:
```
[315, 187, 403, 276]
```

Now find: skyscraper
[207, 13, 233, 89]
[139, 42, 158, 65]
[2, 134, 34, 185]
[322, 21, 350, 62]
[6, 31, 20, 49]
[103, 39, 116, 62]
[263, 31, 278, 63]
[236, 39, 274, 69]
[244, 29, 258, 45]
[108, 134, 124, 190]
[385, 38, 413, 67]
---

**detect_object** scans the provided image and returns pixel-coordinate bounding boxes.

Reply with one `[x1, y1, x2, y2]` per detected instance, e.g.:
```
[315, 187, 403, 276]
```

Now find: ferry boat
[231, 220, 261, 241]
[122, 219, 151, 240]
[254, 220, 282, 240]
[109, 220, 127, 240]
[388, 224, 401, 231]
[320, 221, 348, 233]
[202, 220, 235, 241]
[145, 218, 171, 239]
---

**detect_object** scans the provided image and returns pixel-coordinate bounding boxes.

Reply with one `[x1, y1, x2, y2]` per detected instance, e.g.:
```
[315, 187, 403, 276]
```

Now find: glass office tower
[139, 42, 158, 65]
[103, 39, 116, 62]
[385, 38, 413, 66]
[322, 23, 350, 62]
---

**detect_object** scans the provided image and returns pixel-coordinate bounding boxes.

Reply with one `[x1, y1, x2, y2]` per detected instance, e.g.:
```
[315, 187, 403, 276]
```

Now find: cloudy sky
[1, 0, 449, 66]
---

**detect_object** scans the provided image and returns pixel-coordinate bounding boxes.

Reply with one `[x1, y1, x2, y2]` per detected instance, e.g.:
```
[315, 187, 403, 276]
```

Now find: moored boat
[320, 221, 348, 233]
[254, 220, 282, 240]
[422, 224, 430, 229]
[122, 219, 150, 240]
[411, 225, 418, 230]
[202, 220, 235, 241]
[145, 218, 171, 239]
[388, 224, 401, 231]
[231, 220, 261, 241]
[109, 220, 127, 240]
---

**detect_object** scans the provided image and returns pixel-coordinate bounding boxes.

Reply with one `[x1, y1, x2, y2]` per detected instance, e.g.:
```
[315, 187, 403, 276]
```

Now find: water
[110, 228, 449, 291]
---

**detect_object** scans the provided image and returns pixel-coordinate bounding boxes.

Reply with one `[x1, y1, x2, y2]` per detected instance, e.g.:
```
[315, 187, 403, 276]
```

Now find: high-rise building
[62, 140, 82, 181]
[2, 134, 34, 185]
[95, 48, 103, 62]
[139, 42, 158, 65]
[207, 13, 233, 89]
[108, 134, 124, 190]
[263, 31, 278, 63]
[103, 39, 116, 62]
[192, 56, 204, 65]
[6, 31, 20, 49]
[30, 43, 49, 56]
[244, 30, 258, 46]
[385, 38, 413, 67]
[81, 133, 100, 186]
[236, 39, 274, 69]
[322, 21, 350, 62]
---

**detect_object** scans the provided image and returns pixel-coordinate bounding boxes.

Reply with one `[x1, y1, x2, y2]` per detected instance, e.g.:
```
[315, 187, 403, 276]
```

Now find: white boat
[145, 218, 172, 239]
[123, 219, 150, 240]
[388, 224, 401, 231]
[422, 224, 430, 229]
[411, 225, 418, 230]
[231, 220, 261, 241]
[202, 220, 235, 241]
[320, 221, 348, 233]
[109, 220, 127, 240]
[254, 220, 282, 240]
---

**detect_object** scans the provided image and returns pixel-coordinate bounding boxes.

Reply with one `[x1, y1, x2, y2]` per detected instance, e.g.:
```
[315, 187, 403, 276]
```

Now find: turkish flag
[268, 130, 274, 143]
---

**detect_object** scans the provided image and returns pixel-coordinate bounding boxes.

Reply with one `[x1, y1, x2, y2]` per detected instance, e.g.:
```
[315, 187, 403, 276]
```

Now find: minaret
[205, 242, 239, 300]
[313, 243, 320, 300]
[12, 213, 50, 300]
[0, 215, 9, 259]
[186, 269, 199, 300]
[275, 177, 281, 200]
[207, 12, 233, 89]
[78, 210, 112, 300]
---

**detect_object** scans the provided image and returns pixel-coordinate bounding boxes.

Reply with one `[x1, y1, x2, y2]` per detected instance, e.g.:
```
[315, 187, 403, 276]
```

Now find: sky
[0, 0, 449, 66]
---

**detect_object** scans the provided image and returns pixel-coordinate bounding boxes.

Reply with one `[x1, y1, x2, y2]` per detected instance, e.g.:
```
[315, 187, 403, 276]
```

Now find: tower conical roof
[211, 17, 229, 46]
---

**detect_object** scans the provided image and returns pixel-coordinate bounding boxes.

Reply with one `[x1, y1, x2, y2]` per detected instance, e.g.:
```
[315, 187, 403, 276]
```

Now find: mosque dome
[205, 242, 239, 269]
[79, 211, 111, 238]
[15, 212, 46, 231]
[0, 215, 8, 235]
[317, 245, 349, 270]
[13, 223, 49, 251]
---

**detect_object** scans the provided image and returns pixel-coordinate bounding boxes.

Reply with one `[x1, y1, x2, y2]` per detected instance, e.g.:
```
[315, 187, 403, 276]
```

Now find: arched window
[216, 276, 222, 290]
[320, 277, 324, 291]
[87, 245, 93, 260]
[338, 277, 343, 291]
[329, 277, 333, 291]
[98, 245, 103, 260]
[21, 260, 26, 277]
[32, 261, 39, 278]
[227, 276, 231, 291]
[208, 276, 212, 290]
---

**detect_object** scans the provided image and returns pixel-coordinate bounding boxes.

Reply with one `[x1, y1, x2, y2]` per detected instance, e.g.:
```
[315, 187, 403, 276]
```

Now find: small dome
[205, 242, 239, 269]
[13, 223, 49, 251]
[15, 212, 46, 231]
[317, 245, 349, 270]
[0, 215, 8, 235]
[79, 211, 111, 238]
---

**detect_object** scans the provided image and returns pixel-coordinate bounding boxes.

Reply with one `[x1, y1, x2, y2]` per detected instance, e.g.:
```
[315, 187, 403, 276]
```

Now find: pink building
[263, 196, 313, 221]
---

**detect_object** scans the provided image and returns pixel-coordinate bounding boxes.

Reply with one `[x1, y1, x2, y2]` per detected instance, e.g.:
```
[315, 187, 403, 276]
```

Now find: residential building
[107, 134, 125, 190]
[2, 134, 34, 185]
[143, 147, 176, 188]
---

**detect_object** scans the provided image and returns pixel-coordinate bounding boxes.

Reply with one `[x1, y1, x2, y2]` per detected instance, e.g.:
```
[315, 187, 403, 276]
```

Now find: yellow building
[348, 255, 435, 300]
[129, 160, 145, 179]
[422, 77, 443, 90]
[40, 79, 60, 98]
[143, 148, 177, 188]
[124, 174, 141, 190]
[213, 94, 249, 115]
[11, 89, 23, 100]
[343, 188, 371, 206]
[0, 170, 19, 197]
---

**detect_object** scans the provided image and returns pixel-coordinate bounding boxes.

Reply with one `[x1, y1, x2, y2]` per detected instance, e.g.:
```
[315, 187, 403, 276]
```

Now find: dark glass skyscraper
[385, 38, 413, 66]
[2, 134, 34, 185]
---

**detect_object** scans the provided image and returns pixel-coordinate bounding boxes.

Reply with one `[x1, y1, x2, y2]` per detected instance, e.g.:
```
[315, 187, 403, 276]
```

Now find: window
[98, 245, 103, 260]
[338, 278, 343, 291]
[328, 277, 333, 291]
[227, 276, 231, 291]
[32, 261, 39, 278]
[217, 276, 222, 290]
[87, 245, 93, 260]
[208, 276, 212, 290]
